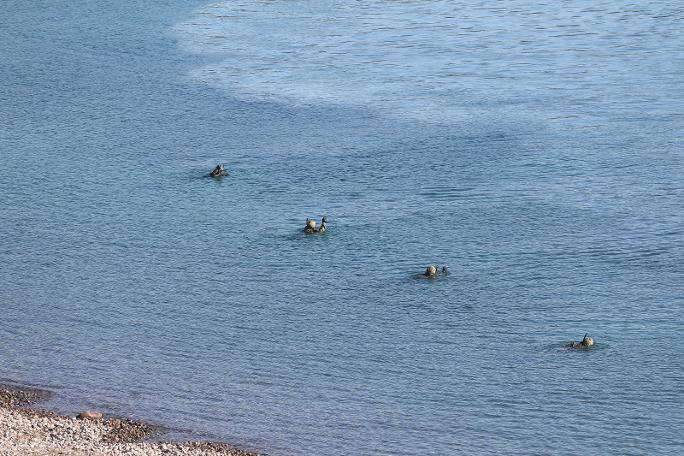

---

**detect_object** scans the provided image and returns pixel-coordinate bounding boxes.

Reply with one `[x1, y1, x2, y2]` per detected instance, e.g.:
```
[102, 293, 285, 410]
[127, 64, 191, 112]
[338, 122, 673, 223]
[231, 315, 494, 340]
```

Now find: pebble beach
[0, 387, 258, 456]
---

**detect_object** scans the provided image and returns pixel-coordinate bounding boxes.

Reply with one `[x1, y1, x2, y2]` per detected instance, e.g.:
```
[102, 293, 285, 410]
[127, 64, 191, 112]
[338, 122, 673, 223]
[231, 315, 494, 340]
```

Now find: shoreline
[0, 384, 260, 456]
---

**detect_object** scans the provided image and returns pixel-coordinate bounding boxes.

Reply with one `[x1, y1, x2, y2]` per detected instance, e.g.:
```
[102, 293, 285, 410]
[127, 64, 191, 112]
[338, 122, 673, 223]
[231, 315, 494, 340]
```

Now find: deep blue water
[1, 1, 683, 455]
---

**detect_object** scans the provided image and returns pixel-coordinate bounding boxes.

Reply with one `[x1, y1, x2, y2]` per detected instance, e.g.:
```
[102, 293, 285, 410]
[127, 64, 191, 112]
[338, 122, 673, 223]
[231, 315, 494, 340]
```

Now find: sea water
[1, 1, 682, 455]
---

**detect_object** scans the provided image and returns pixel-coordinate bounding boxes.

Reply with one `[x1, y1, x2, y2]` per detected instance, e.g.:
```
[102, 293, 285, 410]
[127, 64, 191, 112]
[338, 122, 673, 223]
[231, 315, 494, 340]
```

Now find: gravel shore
[0, 386, 259, 456]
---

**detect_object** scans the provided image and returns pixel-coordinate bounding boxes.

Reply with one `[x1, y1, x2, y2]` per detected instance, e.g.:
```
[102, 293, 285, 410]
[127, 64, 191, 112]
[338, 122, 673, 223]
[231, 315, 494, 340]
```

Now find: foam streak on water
[176, 0, 684, 126]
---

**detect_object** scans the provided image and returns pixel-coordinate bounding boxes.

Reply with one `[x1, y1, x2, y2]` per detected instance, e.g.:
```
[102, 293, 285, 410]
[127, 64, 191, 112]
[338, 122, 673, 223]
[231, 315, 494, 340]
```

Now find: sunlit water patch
[175, 0, 683, 125]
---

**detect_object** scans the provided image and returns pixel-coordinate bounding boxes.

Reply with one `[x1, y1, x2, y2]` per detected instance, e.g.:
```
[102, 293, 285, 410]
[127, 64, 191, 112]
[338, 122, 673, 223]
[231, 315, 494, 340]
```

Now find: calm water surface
[1, 1, 683, 455]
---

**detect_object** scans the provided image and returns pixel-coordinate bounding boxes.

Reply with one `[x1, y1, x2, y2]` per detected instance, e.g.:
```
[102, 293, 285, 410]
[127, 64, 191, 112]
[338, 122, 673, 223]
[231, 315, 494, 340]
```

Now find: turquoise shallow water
[1, 1, 683, 455]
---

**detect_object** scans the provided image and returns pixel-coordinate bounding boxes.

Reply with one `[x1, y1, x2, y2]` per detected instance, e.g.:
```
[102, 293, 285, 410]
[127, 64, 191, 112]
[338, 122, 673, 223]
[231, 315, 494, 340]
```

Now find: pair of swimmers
[304, 217, 328, 234]
[424, 264, 448, 277]
[209, 164, 226, 177]
[567, 333, 594, 349]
